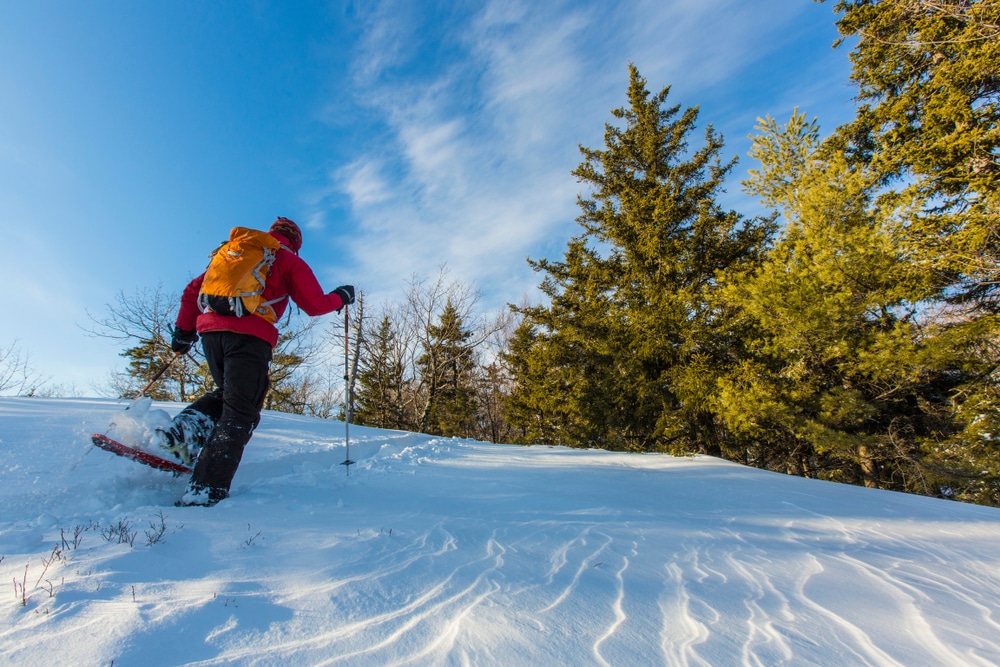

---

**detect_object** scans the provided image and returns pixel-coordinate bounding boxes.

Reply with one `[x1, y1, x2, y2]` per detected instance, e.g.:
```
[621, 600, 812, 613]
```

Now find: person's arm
[176, 274, 205, 330]
[171, 274, 205, 353]
[285, 257, 350, 316]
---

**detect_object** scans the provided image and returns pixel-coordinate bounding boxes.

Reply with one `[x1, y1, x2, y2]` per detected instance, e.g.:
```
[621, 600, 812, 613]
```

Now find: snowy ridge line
[1, 397, 999, 666]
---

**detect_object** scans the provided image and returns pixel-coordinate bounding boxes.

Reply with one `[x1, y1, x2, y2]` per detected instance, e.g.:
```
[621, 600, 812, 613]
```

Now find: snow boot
[155, 409, 214, 465]
[175, 483, 228, 507]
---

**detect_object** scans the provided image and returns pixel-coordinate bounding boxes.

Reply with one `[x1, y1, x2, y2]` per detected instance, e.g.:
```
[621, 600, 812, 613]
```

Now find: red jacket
[175, 230, 345, 348]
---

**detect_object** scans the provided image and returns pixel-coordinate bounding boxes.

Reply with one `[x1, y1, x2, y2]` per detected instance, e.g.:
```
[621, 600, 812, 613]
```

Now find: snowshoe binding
[155, 410, 214, 465]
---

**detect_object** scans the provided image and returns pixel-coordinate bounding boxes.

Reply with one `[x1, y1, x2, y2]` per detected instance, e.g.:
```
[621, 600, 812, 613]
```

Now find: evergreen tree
[505, 264, 613, 447]
[120, 337, 199, 401]
[508, 65, 774, 452]
[263, 345, 306, 412]
[817, 0, 1000, 503]
[354, 315, 408, 430]
[829, 0, 1000, 311]
[502, 316, 584, 446]
[725, 110, 999, 501]
[417, 299, 478, 436]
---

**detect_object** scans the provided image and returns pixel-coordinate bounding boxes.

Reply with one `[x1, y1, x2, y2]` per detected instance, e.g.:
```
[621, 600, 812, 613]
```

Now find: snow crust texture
[2, 397, 1000, 666]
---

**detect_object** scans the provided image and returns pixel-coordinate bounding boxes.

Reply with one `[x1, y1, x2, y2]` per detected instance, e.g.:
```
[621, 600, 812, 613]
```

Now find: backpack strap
[253, 243, 293, 319]
[256, 295, 289, 321]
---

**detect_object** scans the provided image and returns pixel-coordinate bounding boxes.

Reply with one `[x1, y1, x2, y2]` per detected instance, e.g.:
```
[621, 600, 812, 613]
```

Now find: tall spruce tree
[817, 0, 1000, 503]
[828, 0, 1000, 311]
[725, 112, 932, 488]
[511, 239, 622, 447]
[503, 314, 586, 446]
[417, 299, 478, 436]
[354, 315, 408, 430]
[508, 65, 775, 452]
[725, 109, 1000, 503]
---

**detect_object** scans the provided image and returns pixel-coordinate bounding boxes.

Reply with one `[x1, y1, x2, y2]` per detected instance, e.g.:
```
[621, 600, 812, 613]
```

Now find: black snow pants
[186, 331, 272, 496]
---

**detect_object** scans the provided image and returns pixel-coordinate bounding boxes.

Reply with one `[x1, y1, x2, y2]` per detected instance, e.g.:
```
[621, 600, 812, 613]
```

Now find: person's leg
[183, 333, 271, 505]
[188, 331, 228, 422]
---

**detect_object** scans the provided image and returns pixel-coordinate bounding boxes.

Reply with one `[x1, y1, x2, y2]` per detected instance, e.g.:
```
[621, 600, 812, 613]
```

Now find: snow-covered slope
[2, 397, 999, 666]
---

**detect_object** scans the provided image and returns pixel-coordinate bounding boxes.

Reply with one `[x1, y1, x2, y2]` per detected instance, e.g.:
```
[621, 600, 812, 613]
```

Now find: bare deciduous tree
[84, 284, 205, 400]
[0, 341, 44, 396]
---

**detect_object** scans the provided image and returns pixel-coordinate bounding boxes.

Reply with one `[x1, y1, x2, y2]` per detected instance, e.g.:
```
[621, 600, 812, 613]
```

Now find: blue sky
[0, 0, 858, 391]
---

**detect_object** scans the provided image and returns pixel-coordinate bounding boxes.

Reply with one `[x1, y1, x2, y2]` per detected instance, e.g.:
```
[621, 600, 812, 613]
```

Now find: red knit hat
[270, 217, 302, 252]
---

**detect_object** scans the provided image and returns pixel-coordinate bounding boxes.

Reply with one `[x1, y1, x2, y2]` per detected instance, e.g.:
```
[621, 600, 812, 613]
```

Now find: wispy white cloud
[398, 118, 469, 197]
[348, 0, 422, 85]
[312, 0, 853, 311]
[0, 0, 858, 390]
[623, 0, 797, 87]
[339, 157, 394, 209]
[322, 1, 596, 304]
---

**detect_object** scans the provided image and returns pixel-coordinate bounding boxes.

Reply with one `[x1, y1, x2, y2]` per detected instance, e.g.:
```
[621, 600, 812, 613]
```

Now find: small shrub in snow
[241, 524, 262, 549]
[60, 521, 98, 552]
[144, 511, 169, 547]
[101, 519, 137, 547]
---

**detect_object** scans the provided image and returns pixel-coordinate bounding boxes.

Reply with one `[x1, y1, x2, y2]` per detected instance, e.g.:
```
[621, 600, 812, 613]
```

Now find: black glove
[333, 285, 355, 310]
[171, 327, 198, 354]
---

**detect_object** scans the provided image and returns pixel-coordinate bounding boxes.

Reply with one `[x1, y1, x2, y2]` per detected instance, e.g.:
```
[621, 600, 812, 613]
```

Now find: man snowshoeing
[162, 216, 354, 506]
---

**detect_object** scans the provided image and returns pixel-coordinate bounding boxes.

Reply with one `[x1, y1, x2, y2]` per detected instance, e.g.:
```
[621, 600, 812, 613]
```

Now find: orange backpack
[197, 227, 287, 324]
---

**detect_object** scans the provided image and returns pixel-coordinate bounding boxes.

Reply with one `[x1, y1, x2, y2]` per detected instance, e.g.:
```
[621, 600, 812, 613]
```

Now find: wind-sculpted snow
[1, 398, 999, 666]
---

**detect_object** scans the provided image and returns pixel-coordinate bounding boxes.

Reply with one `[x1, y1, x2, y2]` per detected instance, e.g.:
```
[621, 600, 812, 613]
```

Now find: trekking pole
[342, 304, 355, 474]
[134, 350, 185, 400]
